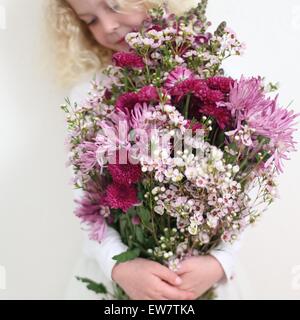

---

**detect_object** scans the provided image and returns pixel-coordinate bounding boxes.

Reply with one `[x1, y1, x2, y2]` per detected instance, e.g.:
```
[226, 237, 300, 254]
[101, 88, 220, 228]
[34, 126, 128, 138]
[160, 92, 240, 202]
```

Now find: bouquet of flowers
[61, 0, 298, 299]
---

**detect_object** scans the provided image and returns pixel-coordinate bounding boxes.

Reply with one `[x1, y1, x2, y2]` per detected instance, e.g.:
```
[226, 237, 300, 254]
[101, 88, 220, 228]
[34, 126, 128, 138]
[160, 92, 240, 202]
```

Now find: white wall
[0, 0, 299, 299]
[0, 0, 83, 299]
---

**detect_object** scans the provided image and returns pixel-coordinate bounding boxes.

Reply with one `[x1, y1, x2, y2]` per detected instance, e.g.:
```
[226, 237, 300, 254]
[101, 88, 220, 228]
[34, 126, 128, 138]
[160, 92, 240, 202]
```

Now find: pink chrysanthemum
[77, 141, 99, 174]
[164, 66, 195, 90]
[115, 92, 140, 112]
[225, 76, 299, 172]
[249, 102, 298, 173]
[224, 76, 266, 123]
[104, 183, 139, 212]
[88, 218, 108, 242]
[112, 52, 145, 69]
[74, 182, 109, 241]
[129, 102, 152, 130]
[108, 163, 142, 185]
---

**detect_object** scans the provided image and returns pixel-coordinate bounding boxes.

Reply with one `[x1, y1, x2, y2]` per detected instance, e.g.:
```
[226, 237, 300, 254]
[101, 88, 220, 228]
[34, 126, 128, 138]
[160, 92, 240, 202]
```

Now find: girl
[46, 0, 243, 300]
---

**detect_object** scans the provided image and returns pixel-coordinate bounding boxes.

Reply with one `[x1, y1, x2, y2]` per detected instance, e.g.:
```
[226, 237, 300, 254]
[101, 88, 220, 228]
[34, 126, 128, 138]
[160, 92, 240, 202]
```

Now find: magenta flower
[194, 33, 212, 45]
[202, 89, 225, 104]
[206, 77, 234, 94]
[112, 52, 145, 69]
[108, 163, 142, 185]
[169, 78, 224, 105]
[164, 66, 195, 90]
[185, 120, 203, 132]
[137, 85, 160, 102]
[104, 183, 139, 212]
[200, 104, 232, 129]
[169, 78, 208, 103]
[115, 92, 140, 112]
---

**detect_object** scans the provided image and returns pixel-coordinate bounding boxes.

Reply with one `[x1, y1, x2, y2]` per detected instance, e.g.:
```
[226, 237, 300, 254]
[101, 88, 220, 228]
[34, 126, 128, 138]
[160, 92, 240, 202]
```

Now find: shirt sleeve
[208, 66, 245, 283]
[73, 186, 129, 282]
[210, 235, 243, 282]
[82, 226, 129, 282]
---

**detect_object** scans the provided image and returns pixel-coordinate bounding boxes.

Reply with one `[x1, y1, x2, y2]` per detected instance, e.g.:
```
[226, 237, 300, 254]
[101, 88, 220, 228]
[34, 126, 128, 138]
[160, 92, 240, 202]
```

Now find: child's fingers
[159, 282, 194, 300]
[175, 263, 190, 276]
[154, 265, 183, 286]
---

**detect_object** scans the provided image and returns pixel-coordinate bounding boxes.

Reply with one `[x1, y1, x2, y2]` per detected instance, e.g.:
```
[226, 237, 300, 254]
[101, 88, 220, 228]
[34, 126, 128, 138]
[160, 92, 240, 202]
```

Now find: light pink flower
[164, 66, 195, 90]
[225, 76, 299, 172]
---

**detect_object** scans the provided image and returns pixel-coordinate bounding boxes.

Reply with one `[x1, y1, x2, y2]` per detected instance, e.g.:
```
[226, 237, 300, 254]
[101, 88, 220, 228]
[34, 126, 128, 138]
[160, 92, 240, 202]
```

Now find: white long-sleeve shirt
[68, 72, 242, 283]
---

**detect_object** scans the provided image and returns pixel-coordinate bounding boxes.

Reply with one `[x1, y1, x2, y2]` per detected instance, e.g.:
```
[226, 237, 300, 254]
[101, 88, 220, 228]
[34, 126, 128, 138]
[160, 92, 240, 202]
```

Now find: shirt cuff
[82, 227, 128, 282]
[210, 248, 236, 282]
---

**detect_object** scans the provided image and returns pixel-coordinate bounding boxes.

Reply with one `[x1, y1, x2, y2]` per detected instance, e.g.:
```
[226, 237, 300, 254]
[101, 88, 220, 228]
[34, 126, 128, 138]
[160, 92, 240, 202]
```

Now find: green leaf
[135, 226, 144, 244]
[126, 207, 136, 217]
[76, 277, 108, 294]
[228, 142, 238, 151]
[137, 183, 145, 202]
[112, 248, 141, 263]
[137, 207, 151, 224]
[257, 135, 271, 145]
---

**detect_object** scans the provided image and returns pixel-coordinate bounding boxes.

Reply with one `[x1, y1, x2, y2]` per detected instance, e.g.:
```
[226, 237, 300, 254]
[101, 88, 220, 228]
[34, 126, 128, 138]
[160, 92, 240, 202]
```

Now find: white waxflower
[163, 104, 175, 113]
[233, 165, 240, 173]
[164, 252, 169, 259]
[152, 187, 160, 195]
[170, 169, 183, 182]
[168, 258, 180, 272]
[211, 147, 223, 161]
[174, 157, 185, 167]
[214, 160, 225, 172]
[154, 205, 164, 215]
[174, 55, 185, 64]
[185, 167, 198, 180]
[199, 232, 210, 244]
[188, 221, 198, 235]
[207, 215, 219, 229]
[187, 199, 195, 207]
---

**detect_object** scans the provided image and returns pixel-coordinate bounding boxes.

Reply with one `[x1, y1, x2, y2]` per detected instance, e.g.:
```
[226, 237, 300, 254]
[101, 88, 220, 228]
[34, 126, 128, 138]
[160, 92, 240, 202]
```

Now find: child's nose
[101, 15, 121, 34]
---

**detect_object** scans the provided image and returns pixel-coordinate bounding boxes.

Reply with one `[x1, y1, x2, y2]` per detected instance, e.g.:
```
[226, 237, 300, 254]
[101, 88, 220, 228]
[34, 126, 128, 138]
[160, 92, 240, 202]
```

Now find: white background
[0, 0, 300, 299]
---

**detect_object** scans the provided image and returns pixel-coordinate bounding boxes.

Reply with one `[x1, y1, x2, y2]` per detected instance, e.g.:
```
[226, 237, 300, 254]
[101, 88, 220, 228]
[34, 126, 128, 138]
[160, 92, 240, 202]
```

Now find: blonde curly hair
[44, 0, 200, 88]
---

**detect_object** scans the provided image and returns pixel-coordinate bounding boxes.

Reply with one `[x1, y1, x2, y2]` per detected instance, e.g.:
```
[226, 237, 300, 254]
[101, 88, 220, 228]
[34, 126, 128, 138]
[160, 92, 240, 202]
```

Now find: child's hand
[112, 258, 194, 300]
[175, 255, 225, 300]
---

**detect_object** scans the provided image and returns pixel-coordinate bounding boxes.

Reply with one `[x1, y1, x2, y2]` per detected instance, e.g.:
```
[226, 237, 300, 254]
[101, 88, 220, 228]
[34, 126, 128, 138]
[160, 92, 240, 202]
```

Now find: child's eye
[86, 18, 97, 26]
[106, 0, 121, 12]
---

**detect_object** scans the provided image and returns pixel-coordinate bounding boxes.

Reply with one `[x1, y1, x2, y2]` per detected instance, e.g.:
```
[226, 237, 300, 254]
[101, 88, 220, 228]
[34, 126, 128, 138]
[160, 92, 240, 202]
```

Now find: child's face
[66, 0, 149, 52]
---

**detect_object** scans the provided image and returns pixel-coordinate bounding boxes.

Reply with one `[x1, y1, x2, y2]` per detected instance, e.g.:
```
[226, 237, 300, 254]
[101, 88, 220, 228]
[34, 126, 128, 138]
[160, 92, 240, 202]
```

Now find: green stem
[184, 94, 191, 119]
